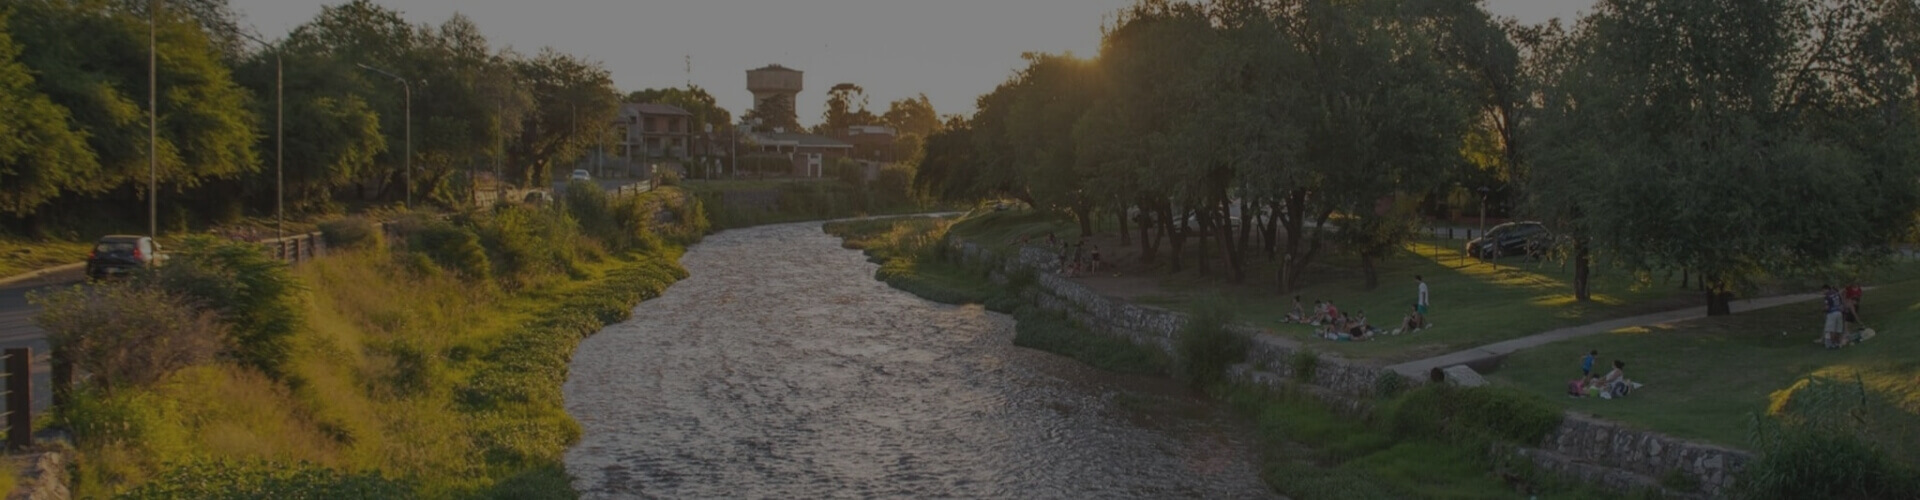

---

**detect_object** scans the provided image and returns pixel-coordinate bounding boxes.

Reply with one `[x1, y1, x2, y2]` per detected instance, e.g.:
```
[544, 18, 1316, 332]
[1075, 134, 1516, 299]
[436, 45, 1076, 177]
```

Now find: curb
[0, 262, 84, 289]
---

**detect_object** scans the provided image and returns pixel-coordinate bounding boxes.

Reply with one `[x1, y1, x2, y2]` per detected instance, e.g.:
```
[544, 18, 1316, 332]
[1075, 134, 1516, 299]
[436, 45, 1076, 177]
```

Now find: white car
[569, 169, 591, 182]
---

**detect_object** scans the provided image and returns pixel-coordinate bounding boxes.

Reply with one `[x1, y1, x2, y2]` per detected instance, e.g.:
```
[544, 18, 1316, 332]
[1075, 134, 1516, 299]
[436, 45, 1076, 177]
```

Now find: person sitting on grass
[1601, 360, 1631, 399]
[1393, 304, 1425, 334]
[1310, 300, 1331, 326]
[1346, 310, 1376, 340]
[1283, 295, 1307, 323]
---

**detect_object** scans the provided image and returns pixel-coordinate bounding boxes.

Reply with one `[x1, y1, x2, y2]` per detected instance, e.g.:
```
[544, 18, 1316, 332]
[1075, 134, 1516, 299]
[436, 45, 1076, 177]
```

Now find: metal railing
[3, 348, 32, 450]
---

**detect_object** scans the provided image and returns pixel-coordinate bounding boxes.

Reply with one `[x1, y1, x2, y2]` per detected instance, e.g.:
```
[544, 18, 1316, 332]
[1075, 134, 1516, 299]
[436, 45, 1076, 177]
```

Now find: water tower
[747, 64, 803, 127]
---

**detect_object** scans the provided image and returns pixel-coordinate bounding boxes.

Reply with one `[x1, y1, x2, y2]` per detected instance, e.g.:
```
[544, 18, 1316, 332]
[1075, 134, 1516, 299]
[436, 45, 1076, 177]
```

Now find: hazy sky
[230, 0, 1599, 126]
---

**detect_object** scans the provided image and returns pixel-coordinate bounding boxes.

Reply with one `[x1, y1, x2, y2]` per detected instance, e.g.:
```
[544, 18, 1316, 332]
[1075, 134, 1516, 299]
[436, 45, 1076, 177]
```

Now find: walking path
[1384, 291, 1828, 380]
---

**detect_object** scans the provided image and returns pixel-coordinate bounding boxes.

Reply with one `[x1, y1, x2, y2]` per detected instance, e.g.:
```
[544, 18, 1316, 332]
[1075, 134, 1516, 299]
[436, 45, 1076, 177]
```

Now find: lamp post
[357, 64, 410, 209]
[148, 0, 160, 237]
[1477, 186, 1491, 236]
[236, 31, 282, 241]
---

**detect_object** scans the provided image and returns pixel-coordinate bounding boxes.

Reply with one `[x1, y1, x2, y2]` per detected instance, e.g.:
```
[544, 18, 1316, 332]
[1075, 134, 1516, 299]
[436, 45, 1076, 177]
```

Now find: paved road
[0, 266, 82, 417]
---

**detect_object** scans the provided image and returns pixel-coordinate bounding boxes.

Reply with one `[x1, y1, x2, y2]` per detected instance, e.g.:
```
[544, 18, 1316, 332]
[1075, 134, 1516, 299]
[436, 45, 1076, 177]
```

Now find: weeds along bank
[28, 184, 707, 498]
[825, 212, 1918, 499]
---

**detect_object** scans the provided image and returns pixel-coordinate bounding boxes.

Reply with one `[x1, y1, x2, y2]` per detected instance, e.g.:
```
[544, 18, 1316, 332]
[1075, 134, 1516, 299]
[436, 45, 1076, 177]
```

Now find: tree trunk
[1117, 203, 1131, 247]
[1680, 268, 1690, 289]
[1196, 205, 1212, 276]
[1073, 202, 1094, 238]
[1706, 286, 1732, 316]
[1161, 204, 1185, 274]
[1221, 198, 1246, 283]
[1573, 238, 1592, 302]
[1138, 207, 1157, 264]
[1262, 201, 1281, 261]
[1238, 197, 1255, 257]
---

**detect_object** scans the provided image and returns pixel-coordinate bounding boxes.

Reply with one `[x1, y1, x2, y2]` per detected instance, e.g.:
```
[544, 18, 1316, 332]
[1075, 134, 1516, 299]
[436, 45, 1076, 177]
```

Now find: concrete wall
[954, 239, 1751, 498]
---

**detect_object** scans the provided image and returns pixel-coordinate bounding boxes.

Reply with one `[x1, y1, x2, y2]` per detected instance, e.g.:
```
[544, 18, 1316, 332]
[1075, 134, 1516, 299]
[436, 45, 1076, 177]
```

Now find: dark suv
[1465, 222, 1551, 260]
[86, 235, 163, 280]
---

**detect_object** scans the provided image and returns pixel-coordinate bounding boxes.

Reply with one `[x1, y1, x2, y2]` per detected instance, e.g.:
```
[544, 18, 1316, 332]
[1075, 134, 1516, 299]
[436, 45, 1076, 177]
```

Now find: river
[563, 221, 1278, 499]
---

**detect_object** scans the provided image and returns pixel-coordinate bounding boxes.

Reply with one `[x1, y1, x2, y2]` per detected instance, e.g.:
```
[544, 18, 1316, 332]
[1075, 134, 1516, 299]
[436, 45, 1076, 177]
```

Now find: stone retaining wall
[954, 239, 1750, 498]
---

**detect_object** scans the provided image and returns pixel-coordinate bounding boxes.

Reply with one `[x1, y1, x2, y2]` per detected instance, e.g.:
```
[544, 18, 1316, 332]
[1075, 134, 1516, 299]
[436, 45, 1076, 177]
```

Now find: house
[743, 132, 853, 177]
[842, 125, 898, 164]
[614, 103, 693, 160]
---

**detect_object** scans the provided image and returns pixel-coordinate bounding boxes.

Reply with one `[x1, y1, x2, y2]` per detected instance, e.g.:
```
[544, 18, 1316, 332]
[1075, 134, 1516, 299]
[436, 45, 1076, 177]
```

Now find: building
[842, 125, 898, 163]
[747, 64, 803, 127]
[614, 103, 694, 160]
[743, 132, 853, 178]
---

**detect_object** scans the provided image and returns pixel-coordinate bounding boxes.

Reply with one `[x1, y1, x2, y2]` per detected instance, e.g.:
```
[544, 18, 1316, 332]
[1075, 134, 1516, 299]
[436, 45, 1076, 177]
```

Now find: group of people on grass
[1821, 282, 1870, 349]
[1283, 276, 1432, 342]
[1568, 350, 1635, 399]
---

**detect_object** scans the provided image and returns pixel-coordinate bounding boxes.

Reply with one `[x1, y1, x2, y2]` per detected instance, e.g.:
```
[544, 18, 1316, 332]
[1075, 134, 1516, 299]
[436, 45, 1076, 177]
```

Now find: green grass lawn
[1124, 237, 1701, 364]
[0, 237, 89, 278]
[1485, 277, 1920, 448]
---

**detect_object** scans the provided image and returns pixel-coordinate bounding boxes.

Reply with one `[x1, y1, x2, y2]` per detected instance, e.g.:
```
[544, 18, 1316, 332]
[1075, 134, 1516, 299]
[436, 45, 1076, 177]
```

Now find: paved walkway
[1384, 292, 1828, 379]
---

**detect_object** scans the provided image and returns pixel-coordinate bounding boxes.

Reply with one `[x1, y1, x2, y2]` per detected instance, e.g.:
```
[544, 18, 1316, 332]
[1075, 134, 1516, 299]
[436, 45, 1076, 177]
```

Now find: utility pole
[149, 0, 160, 237]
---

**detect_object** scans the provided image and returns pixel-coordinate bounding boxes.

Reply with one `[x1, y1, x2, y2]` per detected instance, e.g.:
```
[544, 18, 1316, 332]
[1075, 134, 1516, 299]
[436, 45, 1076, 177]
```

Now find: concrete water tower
[747, 64, 802, 127]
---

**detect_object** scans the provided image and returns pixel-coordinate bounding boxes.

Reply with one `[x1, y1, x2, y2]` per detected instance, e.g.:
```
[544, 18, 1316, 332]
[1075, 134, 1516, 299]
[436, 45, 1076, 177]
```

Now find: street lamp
[148, 0, 160, 237]
[357, 63, 410, 209]
[236, 31, 283, 241]
[1477, 186, 1492, 236]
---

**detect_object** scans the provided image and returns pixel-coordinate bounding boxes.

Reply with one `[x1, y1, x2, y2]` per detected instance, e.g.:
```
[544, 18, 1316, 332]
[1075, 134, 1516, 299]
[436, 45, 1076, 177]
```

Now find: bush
[53, 387, 181, 449]
[1174, 301, 1248, 389]
[1290, 349, 1320, 383]
[29, 284, 225, 391]
[396, 218, 492, 281]
[656, 169, 682, 187]
[118, 459, 412, 499]
[140, 235, 305, 378]
[476, 205, 580, 290]
[1373, 370, 1410, 398]
[1012, 306, 1166, 375]
[317, 217, 379, 250]
[1385, 384, 1563, 446]
[1742, 376, 1920, 499]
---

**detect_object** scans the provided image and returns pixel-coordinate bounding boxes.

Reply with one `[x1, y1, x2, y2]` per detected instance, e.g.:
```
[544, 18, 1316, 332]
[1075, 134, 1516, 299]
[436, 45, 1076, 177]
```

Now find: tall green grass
[46, 191, 705, 498]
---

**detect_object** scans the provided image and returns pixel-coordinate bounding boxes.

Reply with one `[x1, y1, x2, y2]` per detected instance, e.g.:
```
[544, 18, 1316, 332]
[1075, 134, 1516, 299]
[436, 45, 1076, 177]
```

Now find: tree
[816, 82, 879, 135]
[913, 117, 980, 201]
[1530, 0, 1920, 315]
[883, 93, 942, 138]
[0, 13, 96, 217]
[8, 0, 259, 213]
[506, 48, 621, 188]
[742, 92, 800, 133]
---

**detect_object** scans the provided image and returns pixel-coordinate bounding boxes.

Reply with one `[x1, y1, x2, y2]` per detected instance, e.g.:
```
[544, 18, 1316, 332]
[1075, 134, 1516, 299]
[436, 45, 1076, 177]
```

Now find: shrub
[656, 169, 682, 187]
[1386, 385, 1563, 446]
[1373, 370, 1410, 398]
[30, 284, 225, 391]
[53, 387, 181, 449]
[1290, 349, 1320, 383]
[1012, 306, 1166, 375]
[397, 218, 492, 281]
[118, 459, 412, 499]
[476, 205, 580, 289]
[1742, 376, 1920, 499]
[317, 217, 379, 250]
[1174, 301, 1248, 389]
[139, 236, 308, 378]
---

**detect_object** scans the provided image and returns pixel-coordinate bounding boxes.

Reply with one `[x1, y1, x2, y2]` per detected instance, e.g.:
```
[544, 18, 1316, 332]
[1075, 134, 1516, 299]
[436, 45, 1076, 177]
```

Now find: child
[1580, 350, 1598, 377]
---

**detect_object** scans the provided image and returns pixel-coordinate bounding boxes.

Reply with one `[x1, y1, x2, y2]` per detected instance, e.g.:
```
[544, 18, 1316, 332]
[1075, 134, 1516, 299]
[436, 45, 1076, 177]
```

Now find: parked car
[86, 235, 164, 279]
[569, 169, 592, 182]
[1466, 221, 1551, 260]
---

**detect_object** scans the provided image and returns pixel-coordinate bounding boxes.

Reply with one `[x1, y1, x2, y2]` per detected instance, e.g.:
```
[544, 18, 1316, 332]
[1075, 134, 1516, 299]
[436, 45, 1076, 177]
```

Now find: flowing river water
[563, 222, 1278, 499]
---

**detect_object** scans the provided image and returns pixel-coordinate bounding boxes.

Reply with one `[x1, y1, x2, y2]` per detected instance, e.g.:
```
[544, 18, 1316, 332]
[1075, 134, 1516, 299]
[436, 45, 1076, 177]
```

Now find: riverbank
[824, 214, 1629, 499]
[830, 210, 1920, 498]
[38, 185, 705, 497]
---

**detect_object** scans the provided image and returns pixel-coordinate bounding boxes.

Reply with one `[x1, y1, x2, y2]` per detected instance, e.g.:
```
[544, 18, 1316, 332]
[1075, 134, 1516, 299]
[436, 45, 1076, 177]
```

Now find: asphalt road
[0, 266, 82, 417]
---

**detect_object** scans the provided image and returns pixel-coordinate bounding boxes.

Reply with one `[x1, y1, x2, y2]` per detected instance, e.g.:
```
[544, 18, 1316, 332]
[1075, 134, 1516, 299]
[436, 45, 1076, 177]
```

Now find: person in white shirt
[1416, 275, 1430, 315]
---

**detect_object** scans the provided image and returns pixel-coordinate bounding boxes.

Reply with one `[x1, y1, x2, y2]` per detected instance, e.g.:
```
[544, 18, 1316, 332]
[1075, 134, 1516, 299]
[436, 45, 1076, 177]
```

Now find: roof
[623, 103, 691, 116]
[750, 132, 853, 148]
[749, 64, 802, 73]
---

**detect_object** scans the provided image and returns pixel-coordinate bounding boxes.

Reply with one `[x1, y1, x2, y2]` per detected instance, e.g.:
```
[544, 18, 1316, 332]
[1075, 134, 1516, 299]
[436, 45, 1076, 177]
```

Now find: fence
[3, 348, 31, 450]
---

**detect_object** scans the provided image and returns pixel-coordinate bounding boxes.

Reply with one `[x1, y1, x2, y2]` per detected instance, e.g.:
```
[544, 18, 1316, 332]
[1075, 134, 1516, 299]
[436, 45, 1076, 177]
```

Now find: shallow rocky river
[563, 221, 1277, 499]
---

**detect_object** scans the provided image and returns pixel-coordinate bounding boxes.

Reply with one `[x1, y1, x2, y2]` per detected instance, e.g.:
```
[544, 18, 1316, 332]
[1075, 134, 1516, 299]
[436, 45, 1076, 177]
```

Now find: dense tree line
[918, 0, 1920, 312]
[0, 0, 621, 231]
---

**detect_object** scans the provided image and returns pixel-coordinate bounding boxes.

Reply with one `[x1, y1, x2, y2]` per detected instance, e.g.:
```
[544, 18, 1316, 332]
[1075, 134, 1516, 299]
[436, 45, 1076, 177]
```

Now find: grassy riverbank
[36, 185, 706, 498]
[823, 214, 1628, 498]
